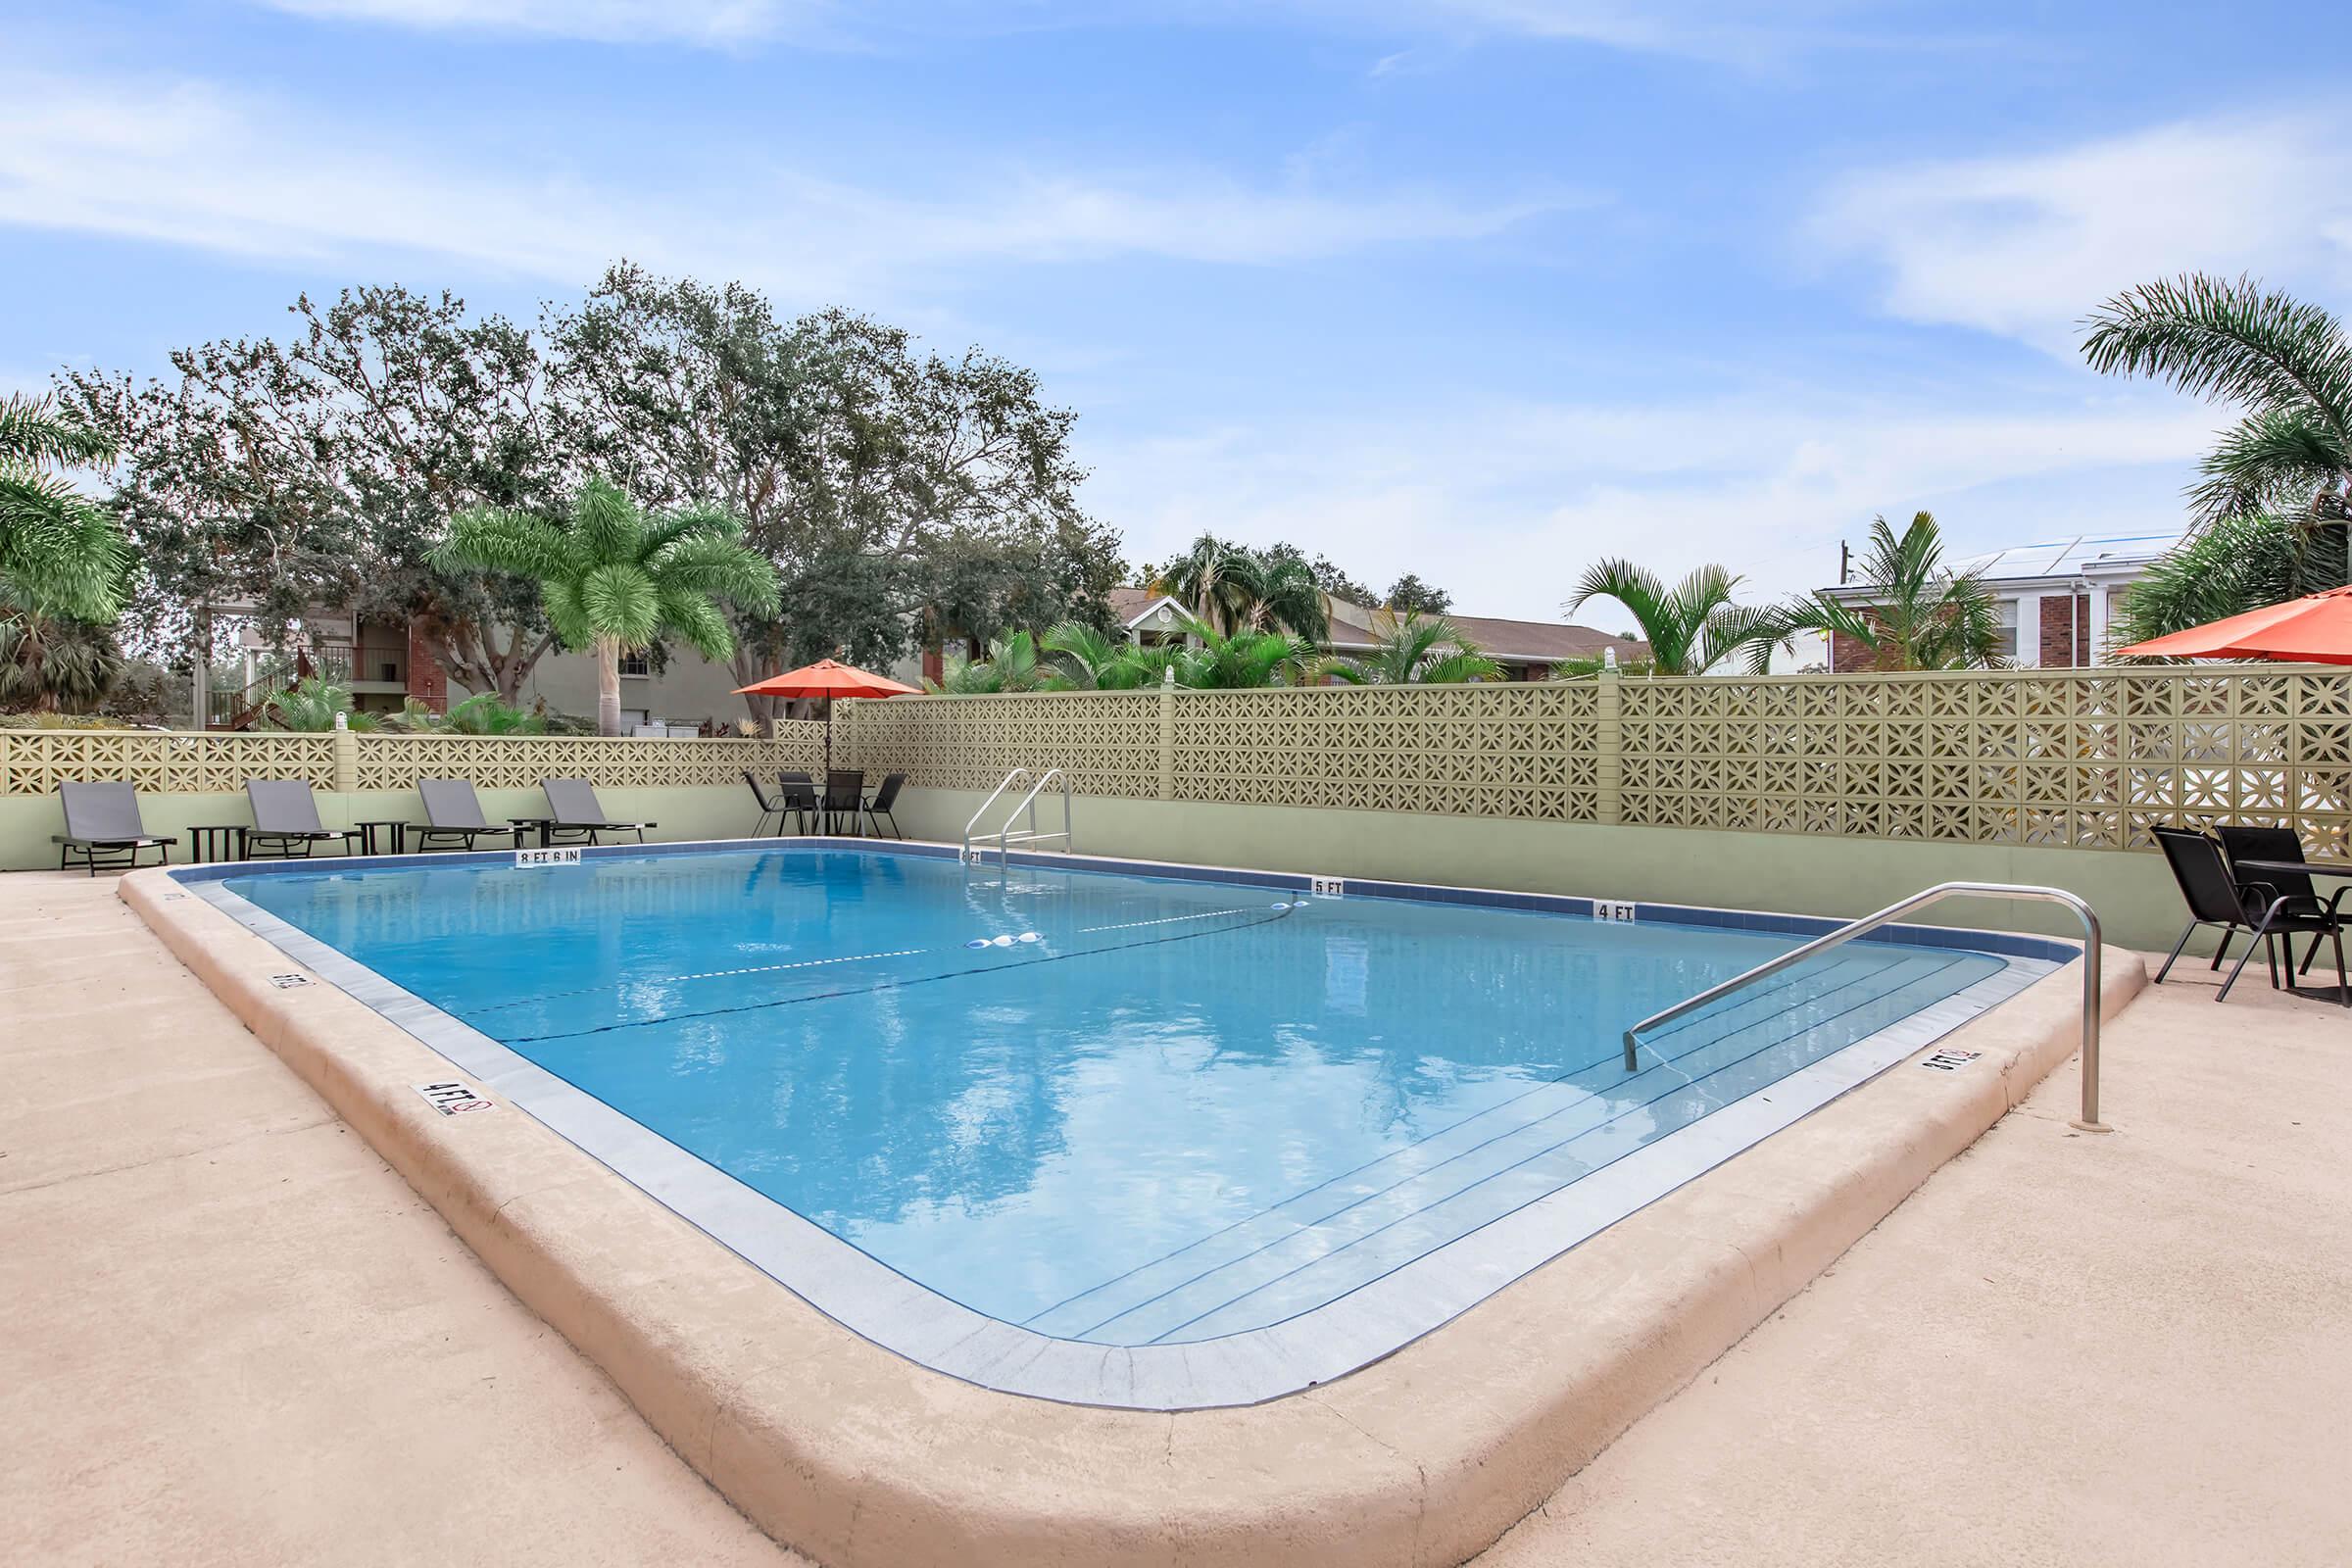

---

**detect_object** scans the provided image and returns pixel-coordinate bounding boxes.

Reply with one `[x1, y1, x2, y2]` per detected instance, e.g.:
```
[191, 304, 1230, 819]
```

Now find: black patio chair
[744, 770, 786, 837]
[244, 779, 364, 859]
[775, 771, 819, 835]
[863, 771, 906, 839]
[414, 778, 526, 853]
[540, 778, 657, 846]
[2149, 824, 2352, 1004]
[2216, 824, 2350, 979]
[2151, 826, 2265, 985]
[822, 769, 865, 836]
[51, 781, 176, 875]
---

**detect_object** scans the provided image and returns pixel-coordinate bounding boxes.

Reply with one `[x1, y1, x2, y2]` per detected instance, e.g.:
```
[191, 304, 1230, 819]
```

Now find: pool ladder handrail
[961, 767, 1074, 864]
[1621, 882, 2110, 1132]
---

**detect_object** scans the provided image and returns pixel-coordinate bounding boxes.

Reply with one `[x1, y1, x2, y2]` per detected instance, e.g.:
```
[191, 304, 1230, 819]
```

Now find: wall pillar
[1158, 683, 1176, 801]
[1594, 667, 1622, 825]
[331, 715, 358, 793]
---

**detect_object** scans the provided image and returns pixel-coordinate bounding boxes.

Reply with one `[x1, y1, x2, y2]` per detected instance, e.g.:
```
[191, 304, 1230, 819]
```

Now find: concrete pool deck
[4, 870, 2345, 1563]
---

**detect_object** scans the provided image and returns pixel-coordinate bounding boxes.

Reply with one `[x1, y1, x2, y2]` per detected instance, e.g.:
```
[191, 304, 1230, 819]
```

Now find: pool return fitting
[1622, 883, 2109, 1133]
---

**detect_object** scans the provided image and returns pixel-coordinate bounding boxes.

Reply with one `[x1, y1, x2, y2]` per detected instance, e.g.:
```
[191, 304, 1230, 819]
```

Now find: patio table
[188, 824, 246, 864]
[2231, 858, 2352, 1004]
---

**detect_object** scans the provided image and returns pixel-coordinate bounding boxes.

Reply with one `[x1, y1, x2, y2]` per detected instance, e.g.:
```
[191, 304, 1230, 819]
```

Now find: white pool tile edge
[184, 858, 2054, 1411]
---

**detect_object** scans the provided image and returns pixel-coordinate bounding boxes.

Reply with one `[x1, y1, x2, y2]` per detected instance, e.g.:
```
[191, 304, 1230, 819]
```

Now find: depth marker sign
[415, 1081, 496, 1116]
[515, 847, 581, 868]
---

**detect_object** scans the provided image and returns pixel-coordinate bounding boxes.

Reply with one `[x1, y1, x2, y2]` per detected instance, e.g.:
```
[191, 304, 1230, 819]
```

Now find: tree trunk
[596, 636, 623, 737]
[730, 646, 776, 728]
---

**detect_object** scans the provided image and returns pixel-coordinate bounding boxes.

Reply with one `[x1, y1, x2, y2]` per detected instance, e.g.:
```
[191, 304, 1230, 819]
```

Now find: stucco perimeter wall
[897, 786, 2199, 953]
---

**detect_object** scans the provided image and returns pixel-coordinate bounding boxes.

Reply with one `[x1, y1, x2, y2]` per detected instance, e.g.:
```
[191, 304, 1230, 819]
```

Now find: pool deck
[4, 869, 2346, 1564]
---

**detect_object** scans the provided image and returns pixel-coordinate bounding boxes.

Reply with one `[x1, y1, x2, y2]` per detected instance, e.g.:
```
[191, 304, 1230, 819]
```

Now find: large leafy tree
[1151, 534, 1332, 643]
[1566, 561, 1774, 676]
[1320, 610, 1499, 684]
[1764, 513, 2003, 671]
[0, 394, 130, 710]
[436, 477, 779, 736]
[2081, 274, 2352, 636]
[545, 265, 1121, 720]
[58, 286, 570, 703]
[1383, 572, 1452, 616]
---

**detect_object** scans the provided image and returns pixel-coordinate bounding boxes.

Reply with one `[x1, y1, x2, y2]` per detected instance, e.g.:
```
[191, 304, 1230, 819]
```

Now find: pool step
[1038, 950, 1984, 1345]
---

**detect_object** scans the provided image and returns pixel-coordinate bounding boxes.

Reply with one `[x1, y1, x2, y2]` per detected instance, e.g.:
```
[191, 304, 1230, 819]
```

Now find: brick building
[1822, 531, 2182, 671]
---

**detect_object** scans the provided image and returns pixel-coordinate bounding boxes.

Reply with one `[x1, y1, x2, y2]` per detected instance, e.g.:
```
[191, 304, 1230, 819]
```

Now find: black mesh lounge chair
[744, 770, 785, 837]
[51, 781, 176, 875]
[414, 778, 526, 853]
[822, 769, 865, 836]
[863, 771, 906, 839]
[244, 779, 363, 859]
[775, 771, 818, 835]
[541, 778, 657, 846]
[2217, 824, 2349, 980]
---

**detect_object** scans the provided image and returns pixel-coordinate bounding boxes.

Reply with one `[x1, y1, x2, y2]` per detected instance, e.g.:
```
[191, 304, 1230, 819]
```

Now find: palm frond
[0, 393, 115, 469]
[578, 563, 661, 648]
[2081, 274, 2352, 444]
[2186, 406, 2351, 522]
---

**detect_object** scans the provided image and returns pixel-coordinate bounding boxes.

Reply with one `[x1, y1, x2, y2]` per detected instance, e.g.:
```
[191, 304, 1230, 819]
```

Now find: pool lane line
[447, 945, 934, 1017]
[451, 898, 1300, 1021]
[493, 900, 1300, 1046]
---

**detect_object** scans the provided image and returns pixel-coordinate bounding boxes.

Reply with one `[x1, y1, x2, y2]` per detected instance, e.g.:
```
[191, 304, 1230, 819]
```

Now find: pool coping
[122, 841, 2143, 1567]
[166, 836, 2058, 1410]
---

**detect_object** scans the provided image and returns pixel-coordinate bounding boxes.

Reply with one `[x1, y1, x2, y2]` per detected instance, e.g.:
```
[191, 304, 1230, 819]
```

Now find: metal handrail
[986, 768, 1072, 865]
[1622, 882, 2110, 1132]
[962, 768, 1032, 861]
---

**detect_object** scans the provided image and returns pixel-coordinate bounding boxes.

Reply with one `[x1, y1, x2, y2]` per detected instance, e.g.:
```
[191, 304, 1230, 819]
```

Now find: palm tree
[1167, 613, 1312, 688]
[2082, 275, 2349, 534]
[434, 477, 779, 736]
[257, 676, 379, 732]
[0, 614, 123, 713]
[2082, 274, 2352, 634]
[1565, 561, 1775, 676]
[928, 630, 1047, 694]
[2, 394, 131, 710]
[2110, 513, 2337, 653]
[1038, 620, 1178, 690]
[1319, 610, 1501, 684]
[0, 394, 126, 624]
[1763, 513, 2003, 671]
[1152, 535, 1331, 643]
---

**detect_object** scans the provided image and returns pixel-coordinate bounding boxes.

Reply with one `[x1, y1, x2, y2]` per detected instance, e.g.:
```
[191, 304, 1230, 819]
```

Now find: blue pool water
[225, 849, 2008, 1344]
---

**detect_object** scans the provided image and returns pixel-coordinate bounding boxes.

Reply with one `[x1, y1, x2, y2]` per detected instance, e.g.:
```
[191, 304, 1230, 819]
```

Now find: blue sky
[4, 1, 2348, 621]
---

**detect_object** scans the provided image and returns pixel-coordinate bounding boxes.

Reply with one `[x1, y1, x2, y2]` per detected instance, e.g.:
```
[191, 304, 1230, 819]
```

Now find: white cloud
[1082, 394, 2225, 621]
[1811, 113, 2352, 353]
[0, 66, 1561, 300]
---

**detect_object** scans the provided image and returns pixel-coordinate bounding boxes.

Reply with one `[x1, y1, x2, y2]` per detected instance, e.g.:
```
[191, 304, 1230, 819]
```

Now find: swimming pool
[190, 842, 2055, 1406]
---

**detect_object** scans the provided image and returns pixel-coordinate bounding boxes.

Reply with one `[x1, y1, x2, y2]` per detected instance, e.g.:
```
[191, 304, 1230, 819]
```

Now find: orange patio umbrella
[2112, 586, 2352, 665]
[735, 658, 922, 775]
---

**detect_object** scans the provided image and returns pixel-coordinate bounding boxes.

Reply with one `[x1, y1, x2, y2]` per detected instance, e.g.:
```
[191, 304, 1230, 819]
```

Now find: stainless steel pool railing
[1621, 883, 2110, 1132]
[961, 767, 1074, 865]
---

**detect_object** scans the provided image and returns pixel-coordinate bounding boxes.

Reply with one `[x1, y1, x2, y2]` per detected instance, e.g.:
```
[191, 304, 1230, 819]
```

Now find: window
[617, 651, 650, 677]
[1992, 599, 2021, 661]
